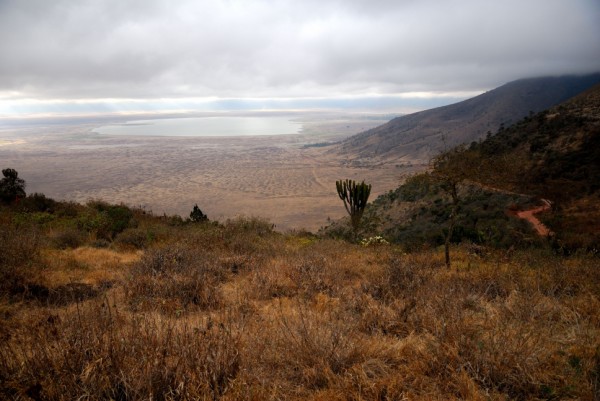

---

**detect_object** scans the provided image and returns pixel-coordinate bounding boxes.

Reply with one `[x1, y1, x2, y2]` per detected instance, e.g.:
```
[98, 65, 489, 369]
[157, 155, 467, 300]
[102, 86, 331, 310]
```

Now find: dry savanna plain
[0, 114, 416, 231]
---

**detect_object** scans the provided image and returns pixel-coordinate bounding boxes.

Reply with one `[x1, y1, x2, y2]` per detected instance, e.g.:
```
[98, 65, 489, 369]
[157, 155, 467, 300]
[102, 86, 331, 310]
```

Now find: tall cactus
[336, 179, 372, 232]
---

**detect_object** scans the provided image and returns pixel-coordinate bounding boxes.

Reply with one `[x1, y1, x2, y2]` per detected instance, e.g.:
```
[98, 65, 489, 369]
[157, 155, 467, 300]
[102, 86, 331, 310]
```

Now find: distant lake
[93, 116, 302, 137]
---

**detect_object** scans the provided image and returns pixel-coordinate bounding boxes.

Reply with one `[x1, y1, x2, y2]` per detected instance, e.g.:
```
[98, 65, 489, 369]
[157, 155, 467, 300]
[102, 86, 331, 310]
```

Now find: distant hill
[338, 73, 600, 163]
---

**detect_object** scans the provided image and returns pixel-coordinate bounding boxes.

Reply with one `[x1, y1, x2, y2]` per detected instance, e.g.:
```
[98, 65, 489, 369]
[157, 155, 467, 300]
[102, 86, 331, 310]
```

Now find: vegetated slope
[326, 83, 600, 252]
[322, 174, 542, 250]
[471, 82, 600, 198]
[464, 82, 600, 251]
[338, 73, 600, 163]
[2, 194, 600, 400]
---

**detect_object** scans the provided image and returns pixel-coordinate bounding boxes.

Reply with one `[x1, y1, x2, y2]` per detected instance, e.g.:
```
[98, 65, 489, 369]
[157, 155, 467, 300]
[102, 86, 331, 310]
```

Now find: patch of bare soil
[512, 199, 553, 236]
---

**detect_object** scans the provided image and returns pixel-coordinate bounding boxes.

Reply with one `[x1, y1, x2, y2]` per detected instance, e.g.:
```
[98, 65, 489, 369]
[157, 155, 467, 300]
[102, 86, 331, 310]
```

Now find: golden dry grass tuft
[41, 246, 141, 286]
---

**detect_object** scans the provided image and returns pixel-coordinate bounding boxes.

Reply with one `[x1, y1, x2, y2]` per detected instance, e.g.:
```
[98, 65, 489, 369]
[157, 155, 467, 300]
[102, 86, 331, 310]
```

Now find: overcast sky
[1, 0, 599, 116]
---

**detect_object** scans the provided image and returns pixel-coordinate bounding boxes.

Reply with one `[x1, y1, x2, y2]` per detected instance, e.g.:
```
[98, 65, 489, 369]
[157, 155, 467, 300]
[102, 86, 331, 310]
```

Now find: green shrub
[114, 228, 148, 249]
[19, 193, 57, 213]
[12, 211, 55, 227]
[80, 202, 134, 239]
[52, 228, 86, 249]
[56, 201, 81, 218]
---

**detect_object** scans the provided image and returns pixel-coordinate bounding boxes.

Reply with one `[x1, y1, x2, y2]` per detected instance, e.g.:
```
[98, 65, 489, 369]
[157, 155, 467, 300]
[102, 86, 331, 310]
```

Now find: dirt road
[514, 199, 553, 236]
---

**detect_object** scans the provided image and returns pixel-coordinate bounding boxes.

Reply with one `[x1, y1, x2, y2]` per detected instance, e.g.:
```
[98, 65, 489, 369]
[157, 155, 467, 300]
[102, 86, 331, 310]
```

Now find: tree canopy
[0, 168, 26, 204]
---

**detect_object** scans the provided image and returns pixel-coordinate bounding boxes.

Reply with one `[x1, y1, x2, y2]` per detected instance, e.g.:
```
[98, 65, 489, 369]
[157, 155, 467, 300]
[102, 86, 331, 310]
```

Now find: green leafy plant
[86, 201, 134, 239]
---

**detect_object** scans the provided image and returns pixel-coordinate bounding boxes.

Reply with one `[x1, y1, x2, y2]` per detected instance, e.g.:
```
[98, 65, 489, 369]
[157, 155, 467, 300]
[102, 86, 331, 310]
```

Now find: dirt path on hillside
[513, 199, 553, 237]
[472, 182, 554, 237]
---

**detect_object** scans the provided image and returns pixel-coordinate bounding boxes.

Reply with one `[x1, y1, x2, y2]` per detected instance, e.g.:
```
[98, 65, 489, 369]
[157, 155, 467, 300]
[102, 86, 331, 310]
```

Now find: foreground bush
[51, 227, 86, 249]
[0, 302, 244, 400]
[124, 244, 226, 313]
[114, 227, 149, 249]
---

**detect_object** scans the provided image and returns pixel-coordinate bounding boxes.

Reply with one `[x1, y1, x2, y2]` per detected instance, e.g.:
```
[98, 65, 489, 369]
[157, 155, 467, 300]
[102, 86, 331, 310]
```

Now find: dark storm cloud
[0, 0, 599, 102]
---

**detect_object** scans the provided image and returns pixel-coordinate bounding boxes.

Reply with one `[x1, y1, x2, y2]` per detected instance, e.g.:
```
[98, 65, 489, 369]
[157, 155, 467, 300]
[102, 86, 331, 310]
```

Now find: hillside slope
[466, 82, 600, 250]
[339, 73, 600, 163]
[346, 82, 600, 252]
[468, 82, 600, 200]
[2, 193, 600, 400]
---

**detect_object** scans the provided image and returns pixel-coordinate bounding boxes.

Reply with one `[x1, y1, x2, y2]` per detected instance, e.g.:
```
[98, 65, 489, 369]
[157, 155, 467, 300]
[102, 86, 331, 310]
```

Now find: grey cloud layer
[1, 0, 599, 100]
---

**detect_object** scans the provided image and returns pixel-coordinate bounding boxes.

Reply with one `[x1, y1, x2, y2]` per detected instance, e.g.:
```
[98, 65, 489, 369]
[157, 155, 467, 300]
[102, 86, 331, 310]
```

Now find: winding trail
[475, 182, 554, 237]
[513, 199, 553, 237]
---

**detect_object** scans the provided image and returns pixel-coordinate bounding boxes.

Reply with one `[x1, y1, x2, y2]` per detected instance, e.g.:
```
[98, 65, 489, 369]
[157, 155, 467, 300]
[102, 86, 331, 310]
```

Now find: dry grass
[1, 217, 599, 400]
[124, 244, 227, 313]
[41, 247, 141, 287]
[0, 222, 44, 301]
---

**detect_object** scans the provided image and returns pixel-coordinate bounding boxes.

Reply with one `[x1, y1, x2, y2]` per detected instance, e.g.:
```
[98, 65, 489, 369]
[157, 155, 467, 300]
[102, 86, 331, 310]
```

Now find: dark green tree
[0, 168, 26, 204]
[189, 204, 208, 222]
[336, 179, 371, 233]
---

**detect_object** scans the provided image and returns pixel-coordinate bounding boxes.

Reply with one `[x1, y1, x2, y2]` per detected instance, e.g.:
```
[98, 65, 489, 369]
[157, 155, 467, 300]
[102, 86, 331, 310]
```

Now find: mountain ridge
[338, 73, 600, 162]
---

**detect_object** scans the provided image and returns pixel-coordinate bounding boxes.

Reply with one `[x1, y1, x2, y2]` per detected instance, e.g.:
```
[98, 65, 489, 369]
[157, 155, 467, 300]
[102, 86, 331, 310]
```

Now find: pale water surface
[93, 116, 302, 137]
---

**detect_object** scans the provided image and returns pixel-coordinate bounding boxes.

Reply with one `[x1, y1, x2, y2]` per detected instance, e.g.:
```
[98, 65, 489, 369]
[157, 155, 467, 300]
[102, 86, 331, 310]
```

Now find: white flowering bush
[360, 235, 389, 247]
